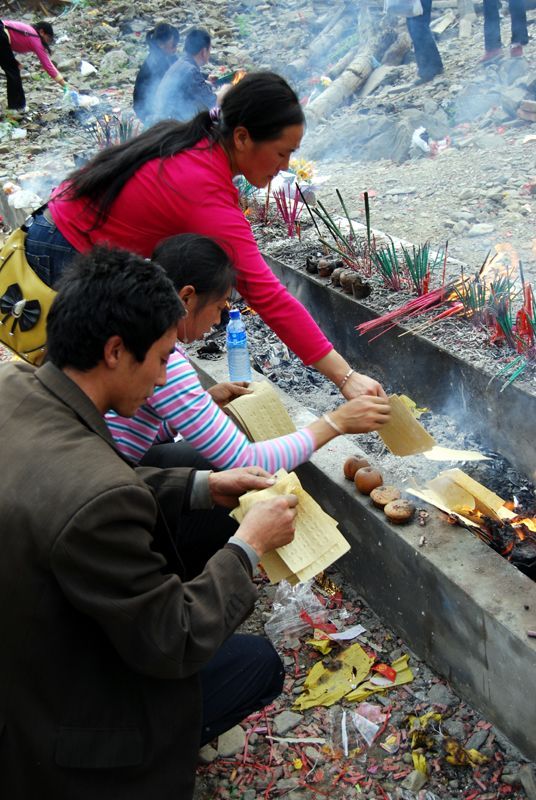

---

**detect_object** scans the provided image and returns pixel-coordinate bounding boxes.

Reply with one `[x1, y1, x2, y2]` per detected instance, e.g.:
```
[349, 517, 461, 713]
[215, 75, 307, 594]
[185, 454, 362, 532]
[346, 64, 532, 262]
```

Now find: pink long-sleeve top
[2, 20, 59, 78]
[106, 346, 315, 469]
[48, 140, 332, 366]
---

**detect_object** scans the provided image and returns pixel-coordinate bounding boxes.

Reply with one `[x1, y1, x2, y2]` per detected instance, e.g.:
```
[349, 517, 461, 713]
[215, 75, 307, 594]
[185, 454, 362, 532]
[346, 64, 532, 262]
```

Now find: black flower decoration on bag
[0, 283, 42, 335]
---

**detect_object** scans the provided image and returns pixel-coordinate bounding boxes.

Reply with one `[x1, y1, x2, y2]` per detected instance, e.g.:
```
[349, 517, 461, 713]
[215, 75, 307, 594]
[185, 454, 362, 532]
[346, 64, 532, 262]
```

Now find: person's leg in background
[508, 0, 528, 53]
[482, 0, 503, 54]
[0, 24, 25, 110]
[406, 0, 444, 82]
[199, 634, 285, 745]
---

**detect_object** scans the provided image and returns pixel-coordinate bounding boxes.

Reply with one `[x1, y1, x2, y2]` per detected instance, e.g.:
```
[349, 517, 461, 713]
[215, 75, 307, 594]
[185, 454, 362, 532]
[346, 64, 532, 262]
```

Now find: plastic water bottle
[226, 308, 252, 382]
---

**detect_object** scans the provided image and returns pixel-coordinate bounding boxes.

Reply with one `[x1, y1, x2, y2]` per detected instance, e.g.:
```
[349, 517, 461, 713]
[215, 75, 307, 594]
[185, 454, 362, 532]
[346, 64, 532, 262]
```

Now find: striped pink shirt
[106, 346, 315, 470]
[2, 20, 59, 78]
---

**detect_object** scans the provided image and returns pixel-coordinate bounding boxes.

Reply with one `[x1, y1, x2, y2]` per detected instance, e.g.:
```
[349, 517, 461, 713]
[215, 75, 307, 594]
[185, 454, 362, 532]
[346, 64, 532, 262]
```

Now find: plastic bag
[385, 0, 423, 17]
[264, 579, 329, 648]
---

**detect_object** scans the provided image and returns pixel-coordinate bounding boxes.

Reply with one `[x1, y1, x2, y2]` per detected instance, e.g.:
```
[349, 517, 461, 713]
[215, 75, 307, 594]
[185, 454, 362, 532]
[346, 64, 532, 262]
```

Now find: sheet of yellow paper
[231, 469, 350, 584]
[423, 446, 490, 462]
[406, 487, 479, 528]
[226, 380, 296, 439]
[345, 654, 414, 702]
[426, 474, 476, 513]
[443, 468, 504, 517]
[293, 643, 374, 710]
[379, 395, 436, 456]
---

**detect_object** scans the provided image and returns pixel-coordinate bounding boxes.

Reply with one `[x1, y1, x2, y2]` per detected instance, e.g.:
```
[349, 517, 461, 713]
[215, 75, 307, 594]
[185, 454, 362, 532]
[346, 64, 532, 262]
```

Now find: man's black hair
[184, 27, 211, 56]
[47, 246, 184, 371]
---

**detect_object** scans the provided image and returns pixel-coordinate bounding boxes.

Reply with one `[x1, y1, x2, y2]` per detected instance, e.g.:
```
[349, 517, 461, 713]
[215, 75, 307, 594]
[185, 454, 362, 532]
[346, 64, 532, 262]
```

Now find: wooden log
[381, 31, 411, 65]
[306, 49, 373, 127]
[287, 7, 349, 77]
[328, 45, 360, 79]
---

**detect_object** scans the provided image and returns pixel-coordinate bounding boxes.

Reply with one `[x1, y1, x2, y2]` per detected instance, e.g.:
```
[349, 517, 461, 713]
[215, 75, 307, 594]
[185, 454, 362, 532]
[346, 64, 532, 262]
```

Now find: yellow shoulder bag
[0, 226, 57, 365]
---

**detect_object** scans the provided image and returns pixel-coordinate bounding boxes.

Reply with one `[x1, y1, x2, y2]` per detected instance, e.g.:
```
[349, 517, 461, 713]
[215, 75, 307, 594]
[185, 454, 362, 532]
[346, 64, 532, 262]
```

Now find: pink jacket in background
[2, 20, 58, 78]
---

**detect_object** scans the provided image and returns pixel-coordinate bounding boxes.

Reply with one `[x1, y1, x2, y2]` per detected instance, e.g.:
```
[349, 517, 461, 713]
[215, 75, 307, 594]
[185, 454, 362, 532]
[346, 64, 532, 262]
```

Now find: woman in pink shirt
[0, 20, 66, 113]
[24, 71, 385, 402]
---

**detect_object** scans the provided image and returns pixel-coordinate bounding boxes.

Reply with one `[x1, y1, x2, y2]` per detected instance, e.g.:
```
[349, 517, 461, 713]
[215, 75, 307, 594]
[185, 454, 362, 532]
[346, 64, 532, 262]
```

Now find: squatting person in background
[0, 245, 298, 799]
[153, 26, 218, 123]
[23, 71, 387, 403]
[0, 19, 66, 117]
[133, 21, 179, 124]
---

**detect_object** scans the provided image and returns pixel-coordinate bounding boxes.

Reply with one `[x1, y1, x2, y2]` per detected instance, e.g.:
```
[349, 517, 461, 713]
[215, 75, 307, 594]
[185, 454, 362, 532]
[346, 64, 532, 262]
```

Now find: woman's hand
[208, 381, 252, 407]
[341, 371, 387, 400]
[331, 395, 391, 434]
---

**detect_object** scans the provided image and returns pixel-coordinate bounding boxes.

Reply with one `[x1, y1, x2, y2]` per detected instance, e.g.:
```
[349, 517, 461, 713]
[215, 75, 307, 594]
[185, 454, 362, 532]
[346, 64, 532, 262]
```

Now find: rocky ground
[1, 0, 535, 797]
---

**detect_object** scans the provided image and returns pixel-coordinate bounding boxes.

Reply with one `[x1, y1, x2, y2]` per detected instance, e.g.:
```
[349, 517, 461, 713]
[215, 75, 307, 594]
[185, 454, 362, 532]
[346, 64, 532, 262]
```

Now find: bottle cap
[229, 308, 240, 320]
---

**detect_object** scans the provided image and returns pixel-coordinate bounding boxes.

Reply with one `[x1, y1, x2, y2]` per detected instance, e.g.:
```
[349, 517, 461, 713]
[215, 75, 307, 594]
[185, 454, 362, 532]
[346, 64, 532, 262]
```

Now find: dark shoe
[413, 70, 443, 86]
[479, 48, 503, 63]
[510, 44, 523, 57]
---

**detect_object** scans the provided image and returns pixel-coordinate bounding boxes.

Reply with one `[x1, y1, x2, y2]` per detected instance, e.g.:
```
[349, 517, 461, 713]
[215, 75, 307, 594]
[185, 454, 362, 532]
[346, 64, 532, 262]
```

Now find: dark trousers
[141, 439, 239, 580]
[0, 23, 25, 110]
[24, 210, 78, 288]
[200, 633, 284, 745]
[483, 0, 528, 49]
[406, 0, 444, 81]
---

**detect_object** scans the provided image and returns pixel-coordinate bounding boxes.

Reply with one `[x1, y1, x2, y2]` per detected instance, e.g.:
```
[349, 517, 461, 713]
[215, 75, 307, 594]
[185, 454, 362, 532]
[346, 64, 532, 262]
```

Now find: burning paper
[230, 469, 350, 584]
[407, 468, 506, 523]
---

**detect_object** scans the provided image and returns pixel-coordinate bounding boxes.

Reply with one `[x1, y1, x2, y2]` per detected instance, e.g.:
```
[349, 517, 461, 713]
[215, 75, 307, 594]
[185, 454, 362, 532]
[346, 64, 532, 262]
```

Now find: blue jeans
[24, 211, 78, 288]
[200, 633, 284, 744]
[406, 0, 444, 81]
[483, 0, 528, 49]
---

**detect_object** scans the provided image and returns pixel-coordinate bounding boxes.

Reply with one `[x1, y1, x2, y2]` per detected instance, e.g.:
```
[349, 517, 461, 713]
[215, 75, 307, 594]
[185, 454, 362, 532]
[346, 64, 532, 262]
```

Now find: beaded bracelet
[338, 368, 355, 390]
[322, 413, 344, 435]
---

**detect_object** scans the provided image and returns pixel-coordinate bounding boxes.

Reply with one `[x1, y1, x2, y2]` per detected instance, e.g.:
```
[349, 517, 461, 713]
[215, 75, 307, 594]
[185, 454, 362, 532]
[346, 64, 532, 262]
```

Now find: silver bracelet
[338, 368, 355, 390]
[322, 413, 344, 435]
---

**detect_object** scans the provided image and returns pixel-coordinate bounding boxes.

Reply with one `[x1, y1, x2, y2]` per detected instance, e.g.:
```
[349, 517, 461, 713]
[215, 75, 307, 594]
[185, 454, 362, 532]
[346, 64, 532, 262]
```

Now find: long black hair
[65, 72, 305, 223]
[34, 22, 54, 54]
[152, 234, 235, 306]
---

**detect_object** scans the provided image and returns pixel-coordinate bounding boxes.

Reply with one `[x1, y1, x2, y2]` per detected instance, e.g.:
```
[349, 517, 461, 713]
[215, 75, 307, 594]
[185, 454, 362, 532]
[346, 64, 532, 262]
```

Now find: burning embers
[409, 468, 536, 580]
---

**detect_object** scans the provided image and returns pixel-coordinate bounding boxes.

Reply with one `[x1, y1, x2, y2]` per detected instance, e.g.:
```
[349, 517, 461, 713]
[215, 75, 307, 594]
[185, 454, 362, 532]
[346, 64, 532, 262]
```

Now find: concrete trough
[192, 355, 536, 761]
[264, 254, 536, 481]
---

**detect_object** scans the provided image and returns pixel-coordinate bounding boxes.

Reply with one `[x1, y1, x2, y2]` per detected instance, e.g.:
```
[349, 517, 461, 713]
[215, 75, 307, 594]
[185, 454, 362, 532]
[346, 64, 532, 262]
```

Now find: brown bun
[343, 456, 370, 481]
[384, 499, 415, 524]
[354, 467, 383, 495]
[370, 485, 401, 509]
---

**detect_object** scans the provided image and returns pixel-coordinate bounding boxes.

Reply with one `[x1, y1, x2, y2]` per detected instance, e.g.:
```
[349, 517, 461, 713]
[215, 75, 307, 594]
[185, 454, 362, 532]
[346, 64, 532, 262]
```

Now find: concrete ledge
[264, 254, 536, 481]
[192, 354, 536, 761]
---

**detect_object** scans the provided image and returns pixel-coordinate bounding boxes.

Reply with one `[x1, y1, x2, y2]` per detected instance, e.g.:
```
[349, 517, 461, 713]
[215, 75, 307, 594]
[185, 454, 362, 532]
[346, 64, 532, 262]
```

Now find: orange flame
[232, 70, 247, 85]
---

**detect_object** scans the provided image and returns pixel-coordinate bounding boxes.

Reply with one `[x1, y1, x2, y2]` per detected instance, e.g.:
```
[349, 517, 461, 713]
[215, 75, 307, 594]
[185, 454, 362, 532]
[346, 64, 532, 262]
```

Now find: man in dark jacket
[0, 247, 297, 799]
[154, 27, 217, 122]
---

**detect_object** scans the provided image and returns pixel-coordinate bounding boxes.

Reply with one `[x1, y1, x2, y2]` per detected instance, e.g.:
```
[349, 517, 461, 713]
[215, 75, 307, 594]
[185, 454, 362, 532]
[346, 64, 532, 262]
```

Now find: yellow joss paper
[345, 654, 414, 702]
[293, 643, 374, 711]
[444, 737, 489, 767]
[306, 635, 333, 655]
[412, 752, 428, 775]
[399, 394, 428, 419]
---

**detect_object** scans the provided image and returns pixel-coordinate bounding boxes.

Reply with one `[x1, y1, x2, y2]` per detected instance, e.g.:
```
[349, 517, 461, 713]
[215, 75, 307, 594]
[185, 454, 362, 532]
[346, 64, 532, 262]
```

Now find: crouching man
[0, 247, 297, 800]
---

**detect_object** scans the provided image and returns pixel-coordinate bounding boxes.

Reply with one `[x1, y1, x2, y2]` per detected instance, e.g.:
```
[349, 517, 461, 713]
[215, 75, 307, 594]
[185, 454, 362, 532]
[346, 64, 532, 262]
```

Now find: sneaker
[6, 107, 26, 121]
[510, 44, 524, 57]
[479, 48, 503, 63]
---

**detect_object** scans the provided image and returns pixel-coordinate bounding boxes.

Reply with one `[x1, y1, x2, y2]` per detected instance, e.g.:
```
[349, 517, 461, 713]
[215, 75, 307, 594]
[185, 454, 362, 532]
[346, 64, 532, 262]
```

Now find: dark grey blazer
[0, 361, 257, 799]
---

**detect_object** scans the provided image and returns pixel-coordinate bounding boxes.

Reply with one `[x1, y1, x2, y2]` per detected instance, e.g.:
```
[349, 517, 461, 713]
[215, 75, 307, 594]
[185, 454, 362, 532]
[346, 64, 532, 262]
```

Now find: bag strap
[20, 202, 49, 233]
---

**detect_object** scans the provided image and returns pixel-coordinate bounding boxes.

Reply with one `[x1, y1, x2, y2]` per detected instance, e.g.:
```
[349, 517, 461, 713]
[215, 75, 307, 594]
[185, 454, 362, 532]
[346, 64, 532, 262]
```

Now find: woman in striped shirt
[106, 234, 390, 471]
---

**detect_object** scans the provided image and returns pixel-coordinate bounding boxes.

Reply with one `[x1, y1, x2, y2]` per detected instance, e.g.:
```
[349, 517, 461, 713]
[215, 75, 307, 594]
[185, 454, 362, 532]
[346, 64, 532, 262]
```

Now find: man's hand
[236, 495, 298, 557]
[208, 381, 251, 407]
[208, 467, 276, 508]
